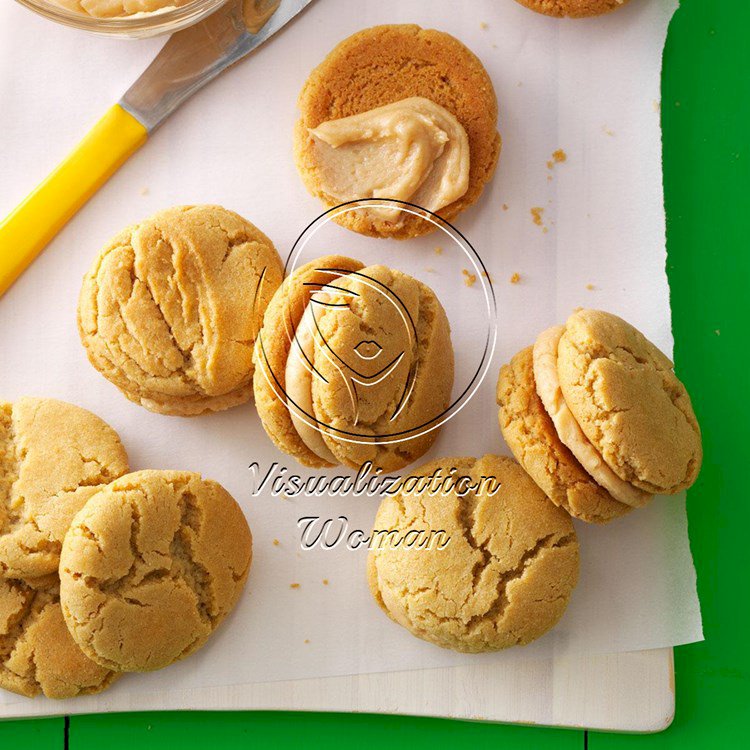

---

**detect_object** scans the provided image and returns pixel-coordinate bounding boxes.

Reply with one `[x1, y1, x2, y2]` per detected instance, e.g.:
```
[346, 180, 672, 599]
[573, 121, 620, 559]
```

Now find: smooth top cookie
[368, 455, 579, 653]
[0, 398, 128, 581]
[0, 578, 117, 699]
[59, 470, 252, 672]
[557, 309, 702, 494]
[497, 347, 631, 523]
[294, 25, 500, 239]
[254, 256, 454, 471]
[78, 205, 284, 416]
[514, 0, 630, 18]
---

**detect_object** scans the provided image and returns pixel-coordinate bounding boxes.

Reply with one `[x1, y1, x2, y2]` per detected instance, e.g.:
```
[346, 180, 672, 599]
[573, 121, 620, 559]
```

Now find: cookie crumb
[273, 538, 280, 546]
[462, 269, 477, 287]
[304, 639, 310, 644]
[542, 227, 549, 234]
[586, 283, 596, 291]
[510, 272, 521, 285]
[502, 203, 508, 211]
[290, 583, 300, 589]
[547, 149, 567, 170]
[323, 579, 329, 585]
[434, 246, 443, 255]
[481, 271, 494, 283]
[602, 125, 615, 137]
[480, 21, 489, 30]
[530, 207, 544, 227]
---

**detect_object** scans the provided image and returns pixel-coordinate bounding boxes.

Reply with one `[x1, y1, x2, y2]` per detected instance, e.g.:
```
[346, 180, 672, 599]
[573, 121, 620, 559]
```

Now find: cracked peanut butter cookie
[0, 577, 117, 699]
[556, 309, 702, 495]
[253, 256, 454, 471]
[367, 455, 579, 653]
[0, 398, 128, 582]
[294, 25, 500, 239]
[513, 0, 630, 18]
[59, 470, 252, 672]
[497, 347, 631, 524]
[78, 205, 284, 416]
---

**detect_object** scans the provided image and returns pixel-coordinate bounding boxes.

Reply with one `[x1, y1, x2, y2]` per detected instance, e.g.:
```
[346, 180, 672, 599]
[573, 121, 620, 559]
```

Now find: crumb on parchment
[481, 271, 494, 283]
[480, 21, 489, 30]
[502, 203, 508, 211]
[462, 269, 477, 287]
[304, 639, 310, 644]
[434, 246, 443, 255]
[323, 579, 329, 585]
[290, 583, 300, 589]
[546, 149, 567, 169]
[273, 539, 280, 546]
[531, 207, 544, 227]
[586, 283, 596, 291]
[510, 272, 521, 284]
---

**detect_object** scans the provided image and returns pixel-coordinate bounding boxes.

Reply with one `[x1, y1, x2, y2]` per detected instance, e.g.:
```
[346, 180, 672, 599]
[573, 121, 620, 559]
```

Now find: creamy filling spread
[285, 295, 337, 464]
[49, 0, 190, 18]
[308, 97, 470, 222]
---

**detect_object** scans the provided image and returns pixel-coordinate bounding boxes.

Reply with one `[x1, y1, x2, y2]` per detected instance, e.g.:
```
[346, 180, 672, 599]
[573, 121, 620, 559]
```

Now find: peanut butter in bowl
[49, 0, 192, 17]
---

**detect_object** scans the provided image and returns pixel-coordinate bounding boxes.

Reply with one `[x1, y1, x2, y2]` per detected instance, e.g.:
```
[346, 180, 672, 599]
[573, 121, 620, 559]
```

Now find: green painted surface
[590, 0, 750, 744]
[1, 0, 746, 746]
[0, 717, 63, 748]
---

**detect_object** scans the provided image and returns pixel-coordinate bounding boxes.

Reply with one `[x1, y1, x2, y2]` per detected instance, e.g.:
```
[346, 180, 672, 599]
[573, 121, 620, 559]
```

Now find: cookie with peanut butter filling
[253, 256, 454, 471]
[294, 25, 500, 239]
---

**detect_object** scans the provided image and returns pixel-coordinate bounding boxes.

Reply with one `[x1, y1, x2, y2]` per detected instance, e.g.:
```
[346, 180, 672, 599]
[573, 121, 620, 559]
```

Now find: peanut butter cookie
[533, 325, 652, 508]
[0, 578, 117, 699]
[514, 0, 630, 18]
[78, 205, 284, 416]
[59, 470, 252, 672]
[368, 455, 579, 653]
[0, 398, 128, 581]
[254, 256, 454, 471]
[497, 347, 630, 523]
[556, 309, 702, 494]
[294, 25, 500, 239]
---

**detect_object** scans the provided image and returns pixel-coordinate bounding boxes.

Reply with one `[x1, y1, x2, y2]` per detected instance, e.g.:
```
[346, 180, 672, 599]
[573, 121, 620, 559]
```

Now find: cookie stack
[0, 398, 252, 699]
[497, 309, 702, 523]
[0, 397, 128, 699]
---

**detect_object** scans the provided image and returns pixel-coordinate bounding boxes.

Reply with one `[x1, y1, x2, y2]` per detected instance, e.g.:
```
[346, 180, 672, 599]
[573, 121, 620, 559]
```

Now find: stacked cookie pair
[0, 398, 251, 700]
[497, 309, 702, 524]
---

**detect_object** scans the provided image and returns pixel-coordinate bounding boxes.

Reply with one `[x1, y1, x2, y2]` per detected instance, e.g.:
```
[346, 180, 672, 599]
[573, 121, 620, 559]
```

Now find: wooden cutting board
[0, 647, 674, 732]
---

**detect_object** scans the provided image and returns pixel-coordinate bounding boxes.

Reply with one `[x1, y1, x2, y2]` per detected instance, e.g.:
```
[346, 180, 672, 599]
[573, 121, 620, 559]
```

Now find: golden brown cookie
[497, 347, 631, 523]
[533, 325, 652, 508]
[254, 257, 454, 471]
[0, 578, 117, 699]
[557, 309, 702, 494]
[368, 455, 579, 653]
[294, 25, 500, 239]
[513, 0, 630, 18]
[78, 205, 284, 416]
[59, 470, 252, 672]
[0, 398, 128, 581]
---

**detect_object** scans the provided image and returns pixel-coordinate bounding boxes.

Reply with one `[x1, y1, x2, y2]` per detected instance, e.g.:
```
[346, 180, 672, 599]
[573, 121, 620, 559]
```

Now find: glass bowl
[15, 0, 229, 38]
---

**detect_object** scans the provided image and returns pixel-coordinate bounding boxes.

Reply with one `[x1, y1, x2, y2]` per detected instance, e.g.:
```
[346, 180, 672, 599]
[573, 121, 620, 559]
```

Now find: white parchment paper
[0, 0, 700, 708]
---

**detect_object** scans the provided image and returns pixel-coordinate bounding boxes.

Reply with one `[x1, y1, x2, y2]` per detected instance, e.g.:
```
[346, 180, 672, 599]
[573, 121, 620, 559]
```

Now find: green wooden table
[2, 0, 746, 746]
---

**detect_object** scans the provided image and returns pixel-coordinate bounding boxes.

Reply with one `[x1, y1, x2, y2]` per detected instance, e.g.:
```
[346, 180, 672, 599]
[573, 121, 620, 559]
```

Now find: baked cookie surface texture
[497, 346, 630, 523]
[59, 470, 252, 672]
[368, 455, 579, 652]
[0, 397, 128, 581]
[254, 256, 454, 471]
[0, 578, 117, 699]
[79, 205, 284, 416]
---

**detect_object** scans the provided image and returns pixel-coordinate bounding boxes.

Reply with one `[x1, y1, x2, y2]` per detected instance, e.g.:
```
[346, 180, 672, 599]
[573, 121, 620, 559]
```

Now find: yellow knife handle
[0, 104, 148, 298]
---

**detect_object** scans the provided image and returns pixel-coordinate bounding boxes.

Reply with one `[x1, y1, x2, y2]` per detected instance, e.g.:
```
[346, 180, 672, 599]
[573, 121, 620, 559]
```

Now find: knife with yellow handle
[0, 0, 312, 299]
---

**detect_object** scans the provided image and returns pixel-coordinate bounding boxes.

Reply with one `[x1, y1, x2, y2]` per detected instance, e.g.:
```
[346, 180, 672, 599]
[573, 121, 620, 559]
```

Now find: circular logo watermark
[256, 199, 497, 448]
